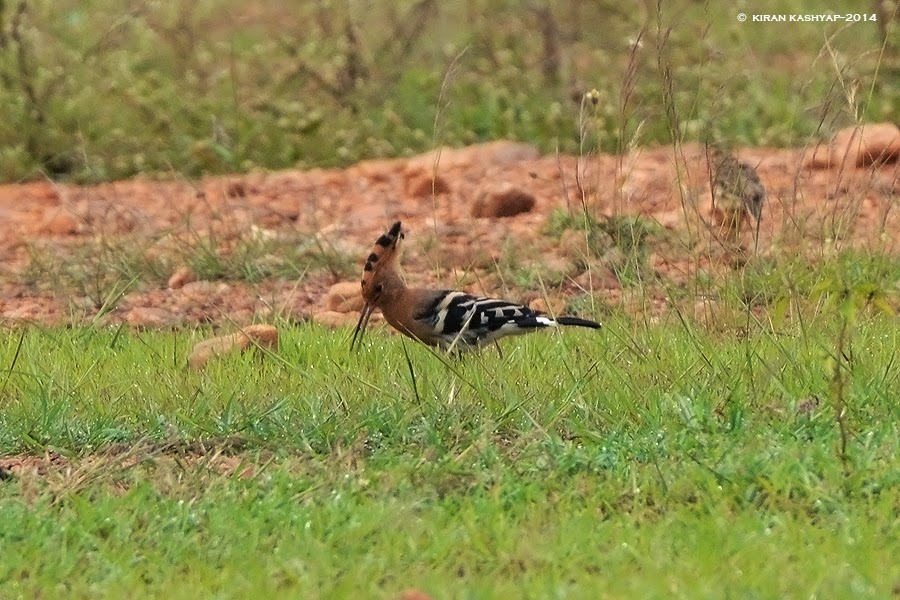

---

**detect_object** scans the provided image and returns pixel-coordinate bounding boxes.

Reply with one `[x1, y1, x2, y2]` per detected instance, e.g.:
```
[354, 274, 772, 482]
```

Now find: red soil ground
[0, 135, 897, 329]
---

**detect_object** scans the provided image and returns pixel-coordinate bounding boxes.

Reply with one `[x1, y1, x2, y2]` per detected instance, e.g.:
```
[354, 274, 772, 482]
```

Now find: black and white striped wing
[415, 291, 555, 349]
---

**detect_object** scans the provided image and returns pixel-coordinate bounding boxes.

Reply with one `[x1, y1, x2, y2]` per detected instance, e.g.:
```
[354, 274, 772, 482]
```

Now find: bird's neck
[375, 270, 408, 310]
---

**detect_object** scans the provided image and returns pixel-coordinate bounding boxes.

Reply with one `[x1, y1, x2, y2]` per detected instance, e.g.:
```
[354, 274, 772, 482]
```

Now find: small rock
[405, 169, 451, 198]
[39, 208, 81, 235]
[241, 323, 279, 347]
[167, 266, 196, 290]
[325, 281, 364, 313]
[125, 306, 174, 328]
[838, 123, 900, 166]
[226, 180, 247, 198]
[471, 185, 536, 218]
[188, 324, 279, 369]
[808, 123, 900, 168]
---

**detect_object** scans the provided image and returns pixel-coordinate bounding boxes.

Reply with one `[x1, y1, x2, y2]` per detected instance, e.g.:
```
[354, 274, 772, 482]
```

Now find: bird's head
[351, 221, 405, 351]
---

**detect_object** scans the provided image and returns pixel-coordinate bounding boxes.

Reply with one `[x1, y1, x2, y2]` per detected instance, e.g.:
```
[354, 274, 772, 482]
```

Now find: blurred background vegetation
[0, 0, 896, 182]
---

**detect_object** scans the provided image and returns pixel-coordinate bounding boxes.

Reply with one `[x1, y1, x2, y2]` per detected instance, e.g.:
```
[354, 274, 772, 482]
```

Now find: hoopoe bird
[351, 221, 602, 353]
[707, 144, 766, 239]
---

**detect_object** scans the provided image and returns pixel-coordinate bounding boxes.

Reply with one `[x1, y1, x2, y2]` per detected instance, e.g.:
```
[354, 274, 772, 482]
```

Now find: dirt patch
[0, 434, 385, 506]
[0, 440, 270, 503]
[0, 138, 897, 327]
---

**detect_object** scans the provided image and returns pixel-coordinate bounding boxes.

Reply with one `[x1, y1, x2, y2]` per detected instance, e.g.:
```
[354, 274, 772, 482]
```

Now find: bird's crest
[351, 221, 404, 352]
[361, 221, 404, 292]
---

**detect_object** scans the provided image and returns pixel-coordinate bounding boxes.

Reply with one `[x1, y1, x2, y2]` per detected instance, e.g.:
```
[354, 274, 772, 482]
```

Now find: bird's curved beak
[350, 303, 375, 352]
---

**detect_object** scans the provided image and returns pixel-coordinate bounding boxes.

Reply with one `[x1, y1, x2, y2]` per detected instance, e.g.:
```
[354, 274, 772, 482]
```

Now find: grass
[1, 300, 898, 597]
[0, 0, 896, 182]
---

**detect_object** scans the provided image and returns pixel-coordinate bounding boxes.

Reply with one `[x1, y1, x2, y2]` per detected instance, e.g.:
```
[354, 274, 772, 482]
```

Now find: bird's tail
[555, 316, 602, 329]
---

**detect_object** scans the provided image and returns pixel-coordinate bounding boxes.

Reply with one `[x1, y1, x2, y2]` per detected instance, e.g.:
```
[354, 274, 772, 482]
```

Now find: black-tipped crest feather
[362, 221, 404, 279]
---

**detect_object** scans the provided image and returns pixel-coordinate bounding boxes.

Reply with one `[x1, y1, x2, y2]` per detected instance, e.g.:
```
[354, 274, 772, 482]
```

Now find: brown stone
[839, 123, 900, 166]
[405, 169, 451, 198]
[325, 281, 364, 313]
[225, 180, 247, 198]
[167, 266, 196, 290]
[188, 324, 279, 369]
[241, 323, 279, 347]
[471, 184, 536, 218]
[807, 123, 900, 168]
